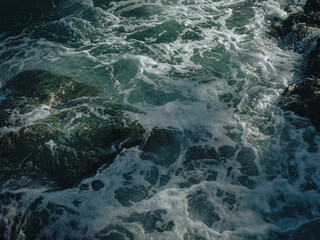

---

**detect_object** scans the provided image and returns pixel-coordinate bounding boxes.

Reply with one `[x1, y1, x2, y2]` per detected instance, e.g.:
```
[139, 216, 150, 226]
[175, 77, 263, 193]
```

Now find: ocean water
[0, 0, 320, 239]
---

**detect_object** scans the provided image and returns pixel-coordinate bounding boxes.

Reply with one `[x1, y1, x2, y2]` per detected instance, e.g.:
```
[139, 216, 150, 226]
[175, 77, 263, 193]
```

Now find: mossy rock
[0, 70, 145, 188]
[0, 70, 99, 129]
[0, 105, 145, 188]
[4, 70, 99, 106]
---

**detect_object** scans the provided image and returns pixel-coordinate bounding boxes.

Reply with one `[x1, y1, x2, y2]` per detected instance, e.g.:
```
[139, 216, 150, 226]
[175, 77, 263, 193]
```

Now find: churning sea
[0, 0, 320, 239]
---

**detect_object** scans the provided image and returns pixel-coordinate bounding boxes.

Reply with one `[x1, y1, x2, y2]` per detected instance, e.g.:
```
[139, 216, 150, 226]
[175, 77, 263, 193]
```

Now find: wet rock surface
[280, 78, 320, 131]
[140, 128, 181, 166]
[306, 37, 320, 77]
[273, 0, 320, 37]
[96, 224, 134, 240]
[114, 185, 148, 207]
[0, 191, 82, 240]
[120, 209, 174, 233]
[187, 190, 220, 227]
[0, 70, 145, 188]
[275, 0, 320, 132]
[0, 70, 99, 128]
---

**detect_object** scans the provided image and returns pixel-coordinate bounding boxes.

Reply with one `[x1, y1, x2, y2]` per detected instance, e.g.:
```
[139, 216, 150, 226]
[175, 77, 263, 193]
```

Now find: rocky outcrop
[0, 70, 145, 188]
[276, 0, 320, 132]
[280, 78, 320, 131]
[274, 0, 320, 37]
[306, 37, 320, 76]
[0, 70, 99, 127]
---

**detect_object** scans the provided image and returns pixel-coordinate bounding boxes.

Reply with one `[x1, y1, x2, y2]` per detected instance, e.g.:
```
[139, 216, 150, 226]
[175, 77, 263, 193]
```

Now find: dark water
[0, 0, 320, 239]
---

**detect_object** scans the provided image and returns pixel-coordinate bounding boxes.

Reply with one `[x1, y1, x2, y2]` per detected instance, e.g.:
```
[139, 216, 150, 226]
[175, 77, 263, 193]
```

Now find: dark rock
[91, 180, 105, 191]
[0, 70, 99, 129]
[223, 193, 237, 210]
[159, 175, 170, 186]
[141, 128, 181, 166]
[3, 110, 144, 187]
[280, 78, 320, 131]
[237, 175, 256, 189]
[0, 70, 145, 188]
[304, 0, 320, 12]
[96, 225, 134, 240]
[179, 177, 202, 188]
[79, 184, 89, 190]
[185, 146, 218, 161]
[173, 145, 221, 187]
[183, 146, 220, 170]
[3, 70, 99, 106]
[143, 166, 159, 185]
[114, 185, 148, 207]
[121, 209, 174, 233]
[187, 190, 220, 227]
[276, 1, 320, 132]
[284, 11, 320, 35]
[218, 145, 236, 159]
[306, 37, 320, 77]
[236, 147, 259, 176]
[273, 0, 320, 37]
[0, 105, 145, 188]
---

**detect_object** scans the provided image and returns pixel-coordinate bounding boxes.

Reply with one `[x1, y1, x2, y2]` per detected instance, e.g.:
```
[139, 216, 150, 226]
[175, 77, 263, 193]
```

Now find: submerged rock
[120, 209, 174, 233]
[236, 147, 258, 176]
[187, 190, 220, 227]
[4, 70, 99, 106]
[0, 70, 145, 188]
[141, 128, 181, 166]
[270, 219, 320, 240]
[0, 70, 99, 128]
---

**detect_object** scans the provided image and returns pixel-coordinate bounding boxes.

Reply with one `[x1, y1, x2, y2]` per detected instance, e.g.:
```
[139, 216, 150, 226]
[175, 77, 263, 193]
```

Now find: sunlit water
[0, 0, 320, 239]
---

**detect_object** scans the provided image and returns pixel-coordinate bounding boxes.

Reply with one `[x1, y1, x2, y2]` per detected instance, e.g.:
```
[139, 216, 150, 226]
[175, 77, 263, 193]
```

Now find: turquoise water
[0, 0, 320, 239]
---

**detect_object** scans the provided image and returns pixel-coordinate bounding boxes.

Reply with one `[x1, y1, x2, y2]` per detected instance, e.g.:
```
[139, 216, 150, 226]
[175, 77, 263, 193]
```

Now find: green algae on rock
[0, 106, 145, 188]
[4, 70, 99, 106]
[0, 70, 99, 130]
[0, 70, 145, 188]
